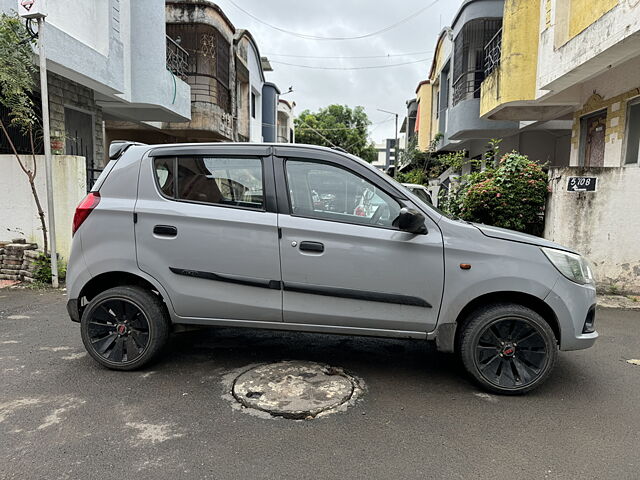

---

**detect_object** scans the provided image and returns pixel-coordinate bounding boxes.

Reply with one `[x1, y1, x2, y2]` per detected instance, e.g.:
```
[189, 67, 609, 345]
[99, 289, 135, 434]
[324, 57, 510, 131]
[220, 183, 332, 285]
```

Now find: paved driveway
[1, 288, 639, 479]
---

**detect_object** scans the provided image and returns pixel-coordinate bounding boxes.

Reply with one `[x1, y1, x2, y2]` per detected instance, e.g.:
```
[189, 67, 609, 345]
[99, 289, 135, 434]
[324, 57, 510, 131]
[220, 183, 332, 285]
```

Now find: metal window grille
[484, 28, 502, 77]
[166, 35, 189, 80]
[452, 18, 502, 106]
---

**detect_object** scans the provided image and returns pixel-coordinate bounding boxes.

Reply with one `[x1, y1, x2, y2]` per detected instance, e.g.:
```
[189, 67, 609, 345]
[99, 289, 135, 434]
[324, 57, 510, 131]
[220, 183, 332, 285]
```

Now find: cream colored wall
[567, 0, 618, 40]
[416, 83, 433, 151]
[0, 156, 87, 261]
[538, 0, 639, 96]
[568, 59, 640, 166]
[480, 0, 541, 117]
[545, 166, 640, 293]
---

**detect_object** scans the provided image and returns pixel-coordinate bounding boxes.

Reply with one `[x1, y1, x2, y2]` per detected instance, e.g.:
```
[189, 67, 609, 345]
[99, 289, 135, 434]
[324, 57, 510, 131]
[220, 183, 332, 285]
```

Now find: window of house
[625, 99, 640, 165]
[285, 160, 401, 228]
[251, 92, 256, 119]
[153, 157, 264, 209]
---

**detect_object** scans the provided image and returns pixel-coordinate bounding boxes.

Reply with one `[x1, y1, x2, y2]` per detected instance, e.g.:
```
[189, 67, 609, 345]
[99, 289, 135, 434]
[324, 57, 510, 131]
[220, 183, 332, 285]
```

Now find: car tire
[80, 286, 170, 371]
[459, 303, 558, 395]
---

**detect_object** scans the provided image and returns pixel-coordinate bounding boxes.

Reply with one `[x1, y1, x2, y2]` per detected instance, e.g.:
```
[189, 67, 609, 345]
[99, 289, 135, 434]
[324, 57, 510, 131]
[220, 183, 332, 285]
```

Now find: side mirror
[395, 207, 427, 234]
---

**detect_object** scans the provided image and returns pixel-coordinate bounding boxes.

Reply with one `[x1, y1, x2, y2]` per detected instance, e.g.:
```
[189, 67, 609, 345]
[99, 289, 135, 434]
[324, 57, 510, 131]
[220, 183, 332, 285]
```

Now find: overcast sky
[217, 0, 463, 144]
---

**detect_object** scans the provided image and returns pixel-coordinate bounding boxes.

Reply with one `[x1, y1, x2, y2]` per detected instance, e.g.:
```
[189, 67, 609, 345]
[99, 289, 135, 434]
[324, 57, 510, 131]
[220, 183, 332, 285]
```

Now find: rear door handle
[153, 225, 178, 237]
[299, 241, 324, 253]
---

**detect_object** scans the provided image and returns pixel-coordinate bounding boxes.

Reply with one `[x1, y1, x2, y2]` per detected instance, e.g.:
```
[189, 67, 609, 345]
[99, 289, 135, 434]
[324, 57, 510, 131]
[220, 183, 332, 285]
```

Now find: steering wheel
[370, 204, 389, 225]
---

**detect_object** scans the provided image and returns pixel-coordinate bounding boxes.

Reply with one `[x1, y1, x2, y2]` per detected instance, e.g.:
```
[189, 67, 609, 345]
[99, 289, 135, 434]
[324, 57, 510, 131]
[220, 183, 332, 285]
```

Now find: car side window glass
[154, 156, 264, 210]
[153, 157, 175, 197]
[285, 160, 401, 228]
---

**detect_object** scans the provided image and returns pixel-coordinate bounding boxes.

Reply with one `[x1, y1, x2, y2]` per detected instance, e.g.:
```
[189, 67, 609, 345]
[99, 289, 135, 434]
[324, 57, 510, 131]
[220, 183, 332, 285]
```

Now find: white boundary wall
[0, 155, 86, 261]
[545, 166, 640, 294]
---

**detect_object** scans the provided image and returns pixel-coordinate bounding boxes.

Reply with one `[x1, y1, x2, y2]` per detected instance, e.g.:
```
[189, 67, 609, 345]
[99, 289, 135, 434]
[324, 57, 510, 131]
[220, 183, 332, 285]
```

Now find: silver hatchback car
[66, 142, 597, 394]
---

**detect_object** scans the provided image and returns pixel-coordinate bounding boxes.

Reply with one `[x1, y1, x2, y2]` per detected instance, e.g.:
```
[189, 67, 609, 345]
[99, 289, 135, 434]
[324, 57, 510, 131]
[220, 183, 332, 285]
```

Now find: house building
[413, 0, 570, 172]
[107, 1, 294, 149]
[399, 99, 418, 148]
[372, 139, 399, 172]
[479, 0, 640, 292]
[410, 0, 640, 292]
[277, 99, 296, 143]
[0, 0, 191, 257]
[236, 29, 265, 142]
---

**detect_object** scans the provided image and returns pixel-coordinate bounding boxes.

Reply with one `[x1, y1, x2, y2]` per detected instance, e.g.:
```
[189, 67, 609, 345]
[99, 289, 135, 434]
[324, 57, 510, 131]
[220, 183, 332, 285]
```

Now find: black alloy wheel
[86, 298, 150, 363]
[460, 304, 558, 395]
[474, 317, 548, 389]
[80, 286, 169, 370]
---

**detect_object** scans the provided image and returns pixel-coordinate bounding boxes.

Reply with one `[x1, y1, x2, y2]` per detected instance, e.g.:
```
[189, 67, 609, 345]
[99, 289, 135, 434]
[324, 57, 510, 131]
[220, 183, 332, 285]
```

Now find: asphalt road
[1, 288, 639, 480]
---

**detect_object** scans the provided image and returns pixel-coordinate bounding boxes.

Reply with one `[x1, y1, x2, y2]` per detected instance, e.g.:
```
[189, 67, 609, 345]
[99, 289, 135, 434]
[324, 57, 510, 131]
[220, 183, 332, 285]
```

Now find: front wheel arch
[451, 291, 560, 353]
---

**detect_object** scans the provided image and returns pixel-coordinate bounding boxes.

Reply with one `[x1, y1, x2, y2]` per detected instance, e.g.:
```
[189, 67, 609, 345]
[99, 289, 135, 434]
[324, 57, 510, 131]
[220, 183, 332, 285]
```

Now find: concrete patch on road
[37, 397, 86, 430]
[222, 361, 365, 420]
[0, 396, 85, 432]
[2, 365, 26, 374]
[473, 392, 499, 403]
[61, 352, 87, 360]
[0, 398, 41, 423]
[125, 422, 185, 446]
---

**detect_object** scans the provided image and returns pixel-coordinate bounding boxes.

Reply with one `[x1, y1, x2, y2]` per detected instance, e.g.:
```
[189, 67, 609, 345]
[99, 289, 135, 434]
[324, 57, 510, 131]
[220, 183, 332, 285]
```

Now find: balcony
[484, 28, 502, 77]
[166, 35, 189, 81]
[452, 69, 483, 106]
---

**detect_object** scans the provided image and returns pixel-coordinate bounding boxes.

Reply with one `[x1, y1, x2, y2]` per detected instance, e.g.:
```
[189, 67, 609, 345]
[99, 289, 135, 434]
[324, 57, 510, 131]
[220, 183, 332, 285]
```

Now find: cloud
[218, 0, 462, 143]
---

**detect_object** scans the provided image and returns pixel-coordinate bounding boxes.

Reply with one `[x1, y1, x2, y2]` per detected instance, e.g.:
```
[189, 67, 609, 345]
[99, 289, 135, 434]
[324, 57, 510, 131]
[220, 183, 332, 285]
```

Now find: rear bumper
[67, 299, 80, 323]
[544, 278, 598, 351]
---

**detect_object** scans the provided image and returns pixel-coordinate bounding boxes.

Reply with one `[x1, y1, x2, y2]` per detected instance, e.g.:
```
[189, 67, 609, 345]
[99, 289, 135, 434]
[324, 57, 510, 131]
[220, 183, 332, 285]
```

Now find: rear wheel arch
[77, 271, 172, 321]
[451, 291, 561, 353]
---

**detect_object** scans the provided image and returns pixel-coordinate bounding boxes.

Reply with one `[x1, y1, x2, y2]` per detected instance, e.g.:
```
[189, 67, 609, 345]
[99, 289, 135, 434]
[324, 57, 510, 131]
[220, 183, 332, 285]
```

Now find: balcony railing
[484, 28, 502, 77]
[452, 69, 484, 106]
[166, 35, 189, 80]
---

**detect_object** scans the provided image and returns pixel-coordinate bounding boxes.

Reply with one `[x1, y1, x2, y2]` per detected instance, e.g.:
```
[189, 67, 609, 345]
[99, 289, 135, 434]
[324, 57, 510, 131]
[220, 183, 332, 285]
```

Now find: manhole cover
[232, 361, 361, 419]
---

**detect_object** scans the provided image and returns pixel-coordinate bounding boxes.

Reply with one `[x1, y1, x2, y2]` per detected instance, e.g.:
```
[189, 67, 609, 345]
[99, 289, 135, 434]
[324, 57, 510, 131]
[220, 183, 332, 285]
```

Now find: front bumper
[544, 277, 598, 351]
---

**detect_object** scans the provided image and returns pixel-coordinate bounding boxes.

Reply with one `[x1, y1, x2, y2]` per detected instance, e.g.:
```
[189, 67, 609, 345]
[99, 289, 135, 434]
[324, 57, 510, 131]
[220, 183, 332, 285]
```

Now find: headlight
[541, 247, 595, 285]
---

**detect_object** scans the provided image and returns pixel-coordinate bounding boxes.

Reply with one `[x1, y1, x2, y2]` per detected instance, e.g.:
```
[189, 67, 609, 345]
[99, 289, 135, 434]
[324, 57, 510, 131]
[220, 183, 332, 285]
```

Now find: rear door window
[153, 156, 264, 210]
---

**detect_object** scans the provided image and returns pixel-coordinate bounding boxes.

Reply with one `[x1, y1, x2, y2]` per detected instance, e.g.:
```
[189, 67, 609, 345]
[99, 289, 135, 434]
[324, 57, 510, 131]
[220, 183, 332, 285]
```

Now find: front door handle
[153, 225, 178, 237]
[299, 241, 324, 253]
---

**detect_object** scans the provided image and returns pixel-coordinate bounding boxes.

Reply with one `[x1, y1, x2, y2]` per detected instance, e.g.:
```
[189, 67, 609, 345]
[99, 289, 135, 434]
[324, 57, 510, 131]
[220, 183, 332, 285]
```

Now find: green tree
[0, 13, 48, 253]
[294, 105, 377, 163]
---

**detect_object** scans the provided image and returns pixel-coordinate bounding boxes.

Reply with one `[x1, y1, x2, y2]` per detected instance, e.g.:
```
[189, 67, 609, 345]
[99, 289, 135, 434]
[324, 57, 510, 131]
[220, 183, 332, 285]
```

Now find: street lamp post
[19, 0, 58, 288]
[377, 108, 399, 179]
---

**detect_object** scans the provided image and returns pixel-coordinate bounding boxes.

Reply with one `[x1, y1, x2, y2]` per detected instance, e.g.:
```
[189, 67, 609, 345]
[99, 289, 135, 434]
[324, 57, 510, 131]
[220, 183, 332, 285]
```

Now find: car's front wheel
[459, 304, 558, 395]
[80, 286, 169, 370]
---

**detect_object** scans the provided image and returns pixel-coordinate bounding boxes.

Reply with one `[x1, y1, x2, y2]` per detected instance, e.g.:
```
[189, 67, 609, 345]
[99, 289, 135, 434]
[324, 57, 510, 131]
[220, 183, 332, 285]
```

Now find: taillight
[72, 192, 101, 235]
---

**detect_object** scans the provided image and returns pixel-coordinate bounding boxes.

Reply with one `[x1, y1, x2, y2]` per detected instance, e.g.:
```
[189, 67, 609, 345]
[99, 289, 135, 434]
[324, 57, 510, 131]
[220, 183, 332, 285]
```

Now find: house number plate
[567, 177, 597, 192]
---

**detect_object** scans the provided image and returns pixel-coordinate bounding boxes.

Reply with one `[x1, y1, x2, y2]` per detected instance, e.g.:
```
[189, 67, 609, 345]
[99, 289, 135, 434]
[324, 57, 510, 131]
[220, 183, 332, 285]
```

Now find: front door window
[285, 160, 401, 228]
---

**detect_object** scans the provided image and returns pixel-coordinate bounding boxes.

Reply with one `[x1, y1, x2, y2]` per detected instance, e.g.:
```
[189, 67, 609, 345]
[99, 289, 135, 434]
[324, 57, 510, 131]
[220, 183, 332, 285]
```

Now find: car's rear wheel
[80, 286, 169, 370]
[459, 304, 558, 395]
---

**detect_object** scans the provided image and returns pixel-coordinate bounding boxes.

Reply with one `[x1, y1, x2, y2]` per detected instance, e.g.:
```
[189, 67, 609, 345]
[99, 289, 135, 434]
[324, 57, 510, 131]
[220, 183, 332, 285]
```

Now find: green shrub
[33, 253, 66, 284]
[396, 169, 428, 185]
[453, 152, 548, 235]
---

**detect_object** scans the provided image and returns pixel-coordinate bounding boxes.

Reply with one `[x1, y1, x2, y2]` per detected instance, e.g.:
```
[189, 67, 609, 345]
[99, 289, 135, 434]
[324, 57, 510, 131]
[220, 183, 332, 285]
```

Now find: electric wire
[269, 57, 431, 70]
[225, 0, 441, 41]
[264, 50, 433, 59]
